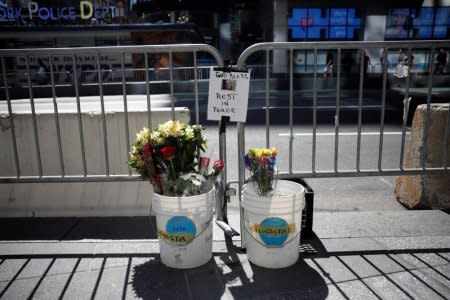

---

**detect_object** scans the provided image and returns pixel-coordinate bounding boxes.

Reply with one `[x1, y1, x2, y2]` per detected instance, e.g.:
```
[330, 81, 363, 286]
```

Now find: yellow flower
[271, 147, 277, 155]
[255, 149, 264, 158]
[262, 148, 272, 156]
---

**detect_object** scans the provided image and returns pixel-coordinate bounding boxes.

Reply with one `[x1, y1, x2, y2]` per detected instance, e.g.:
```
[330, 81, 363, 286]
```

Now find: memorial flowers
[129, 120, 224, 196]
[244, 147, 277, 197]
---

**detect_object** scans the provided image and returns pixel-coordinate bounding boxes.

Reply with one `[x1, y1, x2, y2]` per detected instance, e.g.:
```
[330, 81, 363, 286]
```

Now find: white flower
[185, 126, 194, 139]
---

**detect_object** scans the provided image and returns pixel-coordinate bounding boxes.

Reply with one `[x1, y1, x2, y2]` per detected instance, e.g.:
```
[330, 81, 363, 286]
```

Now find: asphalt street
[203, 124, 408, 212]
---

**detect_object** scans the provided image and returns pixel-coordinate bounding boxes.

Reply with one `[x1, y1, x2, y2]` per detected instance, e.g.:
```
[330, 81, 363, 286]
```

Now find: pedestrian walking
[435, 48, 448, 75]
[324, 51, 334, 78]
[36, 58, 49, 85]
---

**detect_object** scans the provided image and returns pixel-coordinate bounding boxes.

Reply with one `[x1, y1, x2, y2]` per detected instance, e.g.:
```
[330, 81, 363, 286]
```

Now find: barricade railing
[233, 40, 450, 246]
[235, 40, 450, 191]
[0, 44, 223, 184]
[1, 41, 449, 240]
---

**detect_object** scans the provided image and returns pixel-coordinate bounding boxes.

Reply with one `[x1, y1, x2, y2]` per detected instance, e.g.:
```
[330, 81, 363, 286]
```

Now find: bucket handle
[157, 216, 214, 246]
[243, 220, 300, 249]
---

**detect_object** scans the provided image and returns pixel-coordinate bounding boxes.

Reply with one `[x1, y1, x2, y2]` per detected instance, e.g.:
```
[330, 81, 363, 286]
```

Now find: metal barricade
[1, 41, 450, 242]
[233, 41, 450, 245]
[0, 44, 223, 184]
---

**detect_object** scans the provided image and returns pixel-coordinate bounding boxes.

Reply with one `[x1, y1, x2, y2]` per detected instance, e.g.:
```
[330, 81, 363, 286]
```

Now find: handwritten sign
[207, 67, 250, 122]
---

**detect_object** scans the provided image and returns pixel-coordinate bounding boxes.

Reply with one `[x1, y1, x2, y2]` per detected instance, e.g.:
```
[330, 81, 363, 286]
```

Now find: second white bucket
[242, 180, 305, 268]
[152, 188, 215, 269]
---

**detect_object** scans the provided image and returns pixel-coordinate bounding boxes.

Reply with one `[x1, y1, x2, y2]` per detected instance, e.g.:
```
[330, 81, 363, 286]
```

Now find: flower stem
[168, 158, 176, 180]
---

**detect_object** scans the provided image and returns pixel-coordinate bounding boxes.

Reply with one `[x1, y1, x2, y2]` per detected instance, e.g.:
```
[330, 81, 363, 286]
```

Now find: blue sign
[288, 8, 362, 40]
[157, 216, 196, 245]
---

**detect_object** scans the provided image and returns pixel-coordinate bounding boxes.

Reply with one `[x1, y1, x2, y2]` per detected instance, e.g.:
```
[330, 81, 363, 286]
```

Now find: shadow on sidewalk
[0, 217, 158, 240]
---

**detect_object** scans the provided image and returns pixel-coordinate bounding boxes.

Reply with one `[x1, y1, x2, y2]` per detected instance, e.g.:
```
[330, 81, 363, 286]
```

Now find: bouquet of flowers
[244, 147, 277, 196]
[128, 120, 224, 196]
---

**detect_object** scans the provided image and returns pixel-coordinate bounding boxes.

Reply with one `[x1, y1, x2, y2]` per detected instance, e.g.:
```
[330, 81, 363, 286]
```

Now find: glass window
[288, 8, 363, 41]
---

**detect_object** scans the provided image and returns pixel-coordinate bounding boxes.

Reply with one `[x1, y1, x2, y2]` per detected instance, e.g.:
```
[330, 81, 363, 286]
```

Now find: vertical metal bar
[378, 47, 388, 171]
[312, 48, 317, 174]
[97, 53, 109, 176]
[399, 48, 413, 171]
[193, 51, 199, 124]
[237, 122, 246, 248]
[169, 52, 175, 121]
[25, 55, 43, 177]
[443, 100, 450, 170]
[399, 99, 410, 171]
[422, 47, 435, 170]
[121, 53, 131, 176]
[289, 49, 294, 174]
[218, 119, 227, 221]
[404, 48, 412, 101]
[334, 48, 341, 173]
[1, 56, 20, 177]
[49, 55, 65, 176]
[72, 54, 87, 176]
[265, 49, 270, 148]
[144, 52, 152, 129]
[356, 48, 365, 172]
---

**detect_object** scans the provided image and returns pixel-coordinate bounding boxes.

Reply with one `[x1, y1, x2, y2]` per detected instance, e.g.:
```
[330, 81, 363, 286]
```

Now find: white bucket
[242, 180, 305, 268]
[152, 188, 215, 269]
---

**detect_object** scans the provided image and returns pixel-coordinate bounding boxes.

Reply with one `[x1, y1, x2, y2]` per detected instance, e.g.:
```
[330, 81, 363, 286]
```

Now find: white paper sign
[207, 67, 250, 122]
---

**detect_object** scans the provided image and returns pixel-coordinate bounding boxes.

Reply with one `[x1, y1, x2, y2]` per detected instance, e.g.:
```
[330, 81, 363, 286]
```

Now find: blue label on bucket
[158, 216, 196, 245]
[250, 217, 296, 246]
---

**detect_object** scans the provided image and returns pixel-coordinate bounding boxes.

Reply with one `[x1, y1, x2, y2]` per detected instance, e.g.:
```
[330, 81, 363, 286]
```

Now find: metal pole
[49, 55, 65, 176]
[72, 54, 87, 176]
[25, 55, 43, 177]
[1, 57, 20, 177]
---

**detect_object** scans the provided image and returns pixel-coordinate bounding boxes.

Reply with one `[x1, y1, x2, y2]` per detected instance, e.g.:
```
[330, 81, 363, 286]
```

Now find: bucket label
[158, 216, 196, 245]
[249, 217, 296, 246]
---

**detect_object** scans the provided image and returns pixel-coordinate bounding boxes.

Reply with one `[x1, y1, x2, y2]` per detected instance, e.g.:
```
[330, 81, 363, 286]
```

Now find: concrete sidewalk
[0, 210, 449, 299]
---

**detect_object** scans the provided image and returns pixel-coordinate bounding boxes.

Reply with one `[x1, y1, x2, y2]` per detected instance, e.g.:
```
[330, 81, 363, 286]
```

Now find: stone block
[395, 103, 450, 209]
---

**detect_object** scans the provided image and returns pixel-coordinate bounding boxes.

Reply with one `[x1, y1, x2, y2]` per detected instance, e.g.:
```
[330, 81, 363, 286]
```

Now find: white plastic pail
[242, 180, 305, 268]
[152, 188, 215, 269]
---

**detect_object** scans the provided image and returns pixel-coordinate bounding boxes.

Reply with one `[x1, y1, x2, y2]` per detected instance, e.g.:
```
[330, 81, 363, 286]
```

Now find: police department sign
[0, 1, 117, 22]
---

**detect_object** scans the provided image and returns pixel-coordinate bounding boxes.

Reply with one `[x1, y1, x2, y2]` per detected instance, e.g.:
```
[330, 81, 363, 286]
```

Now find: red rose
[160, 146, 176, 159]
[143, 141, 152, 159]
[212, 160, 224, 176]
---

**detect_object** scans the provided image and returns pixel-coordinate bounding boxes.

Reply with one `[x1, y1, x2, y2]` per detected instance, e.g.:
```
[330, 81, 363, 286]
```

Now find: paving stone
[362, 275, 412, 300]
[361, 254, 406, 274]
[30, 258, 79, 300]
[334, 279, 381, 300]
[325, 283, 350, 300]
[93, 259, 129, 300]
[0, 275, 41, 299]
[319, 237, 386, 254]
[0, 259, 28, 282]
[58, 258, 103, 299]
[395, 252, 449, 270]
[337, 255, 383, 279]
[374, 236, 450, 251]
[303, 256, 357, 285]
[388, 270, 449, 299]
